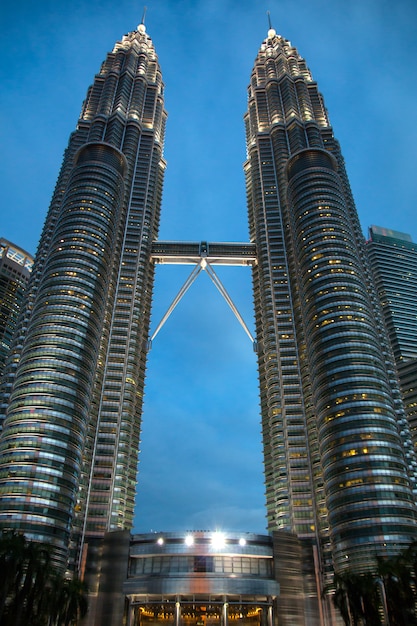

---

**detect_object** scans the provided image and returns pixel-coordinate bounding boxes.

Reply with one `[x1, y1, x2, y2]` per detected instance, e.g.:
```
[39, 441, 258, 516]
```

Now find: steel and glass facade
[244, 27, 417, 604]
[366, 225, 417, 362]
[0, 19, 417, 626]
[0, 239, 33, 377]
[0, 23, 166, 570]
[366, 226, 417, 472]
[397, 359, 417, 456]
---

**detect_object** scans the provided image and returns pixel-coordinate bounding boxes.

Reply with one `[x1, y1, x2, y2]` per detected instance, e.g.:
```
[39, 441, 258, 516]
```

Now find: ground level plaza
[85, 530, 325, 626]
[124, 531, 278, 626]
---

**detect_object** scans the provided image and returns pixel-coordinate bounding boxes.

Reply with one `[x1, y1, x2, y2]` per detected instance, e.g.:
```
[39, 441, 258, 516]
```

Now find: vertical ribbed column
[286, 148, 417, 571]
[0, 143, 126, 569]
[73, 25, 167, 548]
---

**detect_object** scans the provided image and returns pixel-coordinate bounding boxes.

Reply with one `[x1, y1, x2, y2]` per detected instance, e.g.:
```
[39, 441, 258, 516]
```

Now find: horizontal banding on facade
[74, 142, 127, 177]
[286, 148, 337, 181]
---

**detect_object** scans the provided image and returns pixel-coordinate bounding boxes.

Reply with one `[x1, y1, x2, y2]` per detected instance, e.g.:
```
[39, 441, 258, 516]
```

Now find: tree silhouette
[333, 571, 381, 625]
[51, 576, 89, 626]
[377, 545, 417, 626]
[332, 543, 417, 626]
[0, 531, 88, 626]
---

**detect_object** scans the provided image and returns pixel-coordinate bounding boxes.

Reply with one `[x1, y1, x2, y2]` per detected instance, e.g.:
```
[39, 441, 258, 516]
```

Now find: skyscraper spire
[266, 10, 276, 37]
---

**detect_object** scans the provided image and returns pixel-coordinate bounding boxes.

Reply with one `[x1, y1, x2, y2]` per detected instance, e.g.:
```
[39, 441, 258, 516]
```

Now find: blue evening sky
[1, 0, 416, 534]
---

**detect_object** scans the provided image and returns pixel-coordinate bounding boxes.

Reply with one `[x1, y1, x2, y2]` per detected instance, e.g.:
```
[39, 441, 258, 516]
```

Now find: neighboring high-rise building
[0, 239, 33, 377]
[0, 18, 417, 626]
[366, 225, 417, 362]
[398, 359, 417, 455]
[366, 225, 417, 471]
[0, 21, 167, 570]
[243, 24, 417, 611]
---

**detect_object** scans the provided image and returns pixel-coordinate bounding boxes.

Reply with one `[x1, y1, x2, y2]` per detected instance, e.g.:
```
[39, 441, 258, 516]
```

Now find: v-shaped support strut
[148, 259, 256, 351]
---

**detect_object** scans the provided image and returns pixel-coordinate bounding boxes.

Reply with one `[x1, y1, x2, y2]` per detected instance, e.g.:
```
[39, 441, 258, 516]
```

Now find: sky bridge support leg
[148, 258, 256, 351]
[203, 260, 255, 345]
[148, 263, 203, 347]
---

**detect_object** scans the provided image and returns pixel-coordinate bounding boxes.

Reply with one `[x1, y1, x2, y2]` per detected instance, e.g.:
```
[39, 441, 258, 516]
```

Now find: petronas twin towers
[0, 17, 416, 617]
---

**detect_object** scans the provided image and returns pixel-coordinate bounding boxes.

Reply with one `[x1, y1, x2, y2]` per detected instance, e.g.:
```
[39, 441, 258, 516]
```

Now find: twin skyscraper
[0, 19, 416, 625]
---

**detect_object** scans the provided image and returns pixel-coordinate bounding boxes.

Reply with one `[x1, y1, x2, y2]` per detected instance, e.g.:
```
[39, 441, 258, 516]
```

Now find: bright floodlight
[211, 531, 226, 550]
[185, 534, 194, 546]
[157, 537, 164, 545]
[239, 537, 247, 546]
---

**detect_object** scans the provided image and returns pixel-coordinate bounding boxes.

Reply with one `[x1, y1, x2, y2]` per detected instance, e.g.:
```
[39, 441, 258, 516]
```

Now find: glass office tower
[366, 226, 417, 477]
[366, 226, 417, 362]
[244, 26, 417, 592]
[0, 239, 33, 378]
[0, 23, 166, 570]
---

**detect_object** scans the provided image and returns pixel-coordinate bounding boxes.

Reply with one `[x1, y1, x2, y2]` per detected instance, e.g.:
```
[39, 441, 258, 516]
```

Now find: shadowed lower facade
[0, 20, 416, 626]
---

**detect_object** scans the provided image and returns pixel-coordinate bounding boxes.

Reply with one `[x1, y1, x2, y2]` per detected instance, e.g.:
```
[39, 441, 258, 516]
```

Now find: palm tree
[13, 539, 53, 625]
[0, 530, 55, 625]
[377, 551, 417, 626]
[0, 530, 88, 626]
[332, 574, 353, 625]
[55, 577, 89, 626]
[332, 542, 417, 626]
[0, 531, 27, 622]
[332, 571, 381, 625]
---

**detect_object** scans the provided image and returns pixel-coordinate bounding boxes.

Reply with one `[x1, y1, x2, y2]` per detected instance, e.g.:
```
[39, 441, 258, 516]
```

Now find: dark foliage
[332, 542, 417, 625]
[0, 531, 88, 626]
